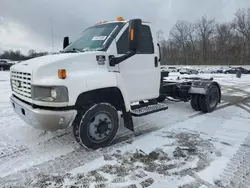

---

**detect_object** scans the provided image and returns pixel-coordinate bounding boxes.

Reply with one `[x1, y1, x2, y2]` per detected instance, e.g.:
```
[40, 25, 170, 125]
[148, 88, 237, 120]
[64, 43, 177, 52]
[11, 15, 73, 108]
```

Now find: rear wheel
[198, 85, 220, 113]
[73, 103, 119, 150]
[191, 94, 201, 111]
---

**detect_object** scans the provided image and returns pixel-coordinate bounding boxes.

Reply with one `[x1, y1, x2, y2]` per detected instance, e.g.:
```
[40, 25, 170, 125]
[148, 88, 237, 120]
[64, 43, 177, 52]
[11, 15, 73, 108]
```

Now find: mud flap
[123, 110, 134, 131]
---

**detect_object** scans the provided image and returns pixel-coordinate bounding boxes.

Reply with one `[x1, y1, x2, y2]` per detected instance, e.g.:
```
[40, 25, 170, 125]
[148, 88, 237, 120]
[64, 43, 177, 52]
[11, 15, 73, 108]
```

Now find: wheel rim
[208, 88, 218, 108]
[87, 111, 113, 143]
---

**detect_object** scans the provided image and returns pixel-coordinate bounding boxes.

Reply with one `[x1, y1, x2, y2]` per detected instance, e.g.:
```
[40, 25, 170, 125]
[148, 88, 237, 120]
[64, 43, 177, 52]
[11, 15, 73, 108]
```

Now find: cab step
[130, 103, 168, 117]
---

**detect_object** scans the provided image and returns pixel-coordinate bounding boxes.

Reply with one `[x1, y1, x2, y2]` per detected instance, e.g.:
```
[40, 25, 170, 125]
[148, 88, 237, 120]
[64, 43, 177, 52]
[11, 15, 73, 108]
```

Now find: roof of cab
[95, 17, 151, 25]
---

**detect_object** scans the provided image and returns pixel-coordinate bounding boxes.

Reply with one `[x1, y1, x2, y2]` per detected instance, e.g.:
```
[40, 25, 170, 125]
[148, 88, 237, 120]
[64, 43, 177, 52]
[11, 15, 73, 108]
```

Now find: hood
[11, 51, 110, 85]
[10, 51, 109, 74]
[11, 53, 83, 73]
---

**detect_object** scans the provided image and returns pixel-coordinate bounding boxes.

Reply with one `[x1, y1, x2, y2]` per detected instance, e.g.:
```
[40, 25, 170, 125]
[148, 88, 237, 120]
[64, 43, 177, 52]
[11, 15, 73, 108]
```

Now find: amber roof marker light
[117, 17, 125, 21]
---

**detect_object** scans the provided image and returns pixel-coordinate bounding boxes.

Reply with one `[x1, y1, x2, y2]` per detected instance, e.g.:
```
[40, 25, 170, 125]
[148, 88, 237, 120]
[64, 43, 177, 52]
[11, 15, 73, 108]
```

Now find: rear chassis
[157, 71, 221, 112]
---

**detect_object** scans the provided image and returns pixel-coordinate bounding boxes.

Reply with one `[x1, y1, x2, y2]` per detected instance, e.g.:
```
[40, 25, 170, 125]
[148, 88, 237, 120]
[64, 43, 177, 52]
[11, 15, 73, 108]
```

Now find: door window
[116, 25, 154, 54]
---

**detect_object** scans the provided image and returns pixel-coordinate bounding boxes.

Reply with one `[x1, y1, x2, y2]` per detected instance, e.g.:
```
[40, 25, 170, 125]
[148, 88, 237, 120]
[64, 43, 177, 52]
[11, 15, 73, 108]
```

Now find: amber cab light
[58, 69, 67, 79]
[117, 17, 124, 21]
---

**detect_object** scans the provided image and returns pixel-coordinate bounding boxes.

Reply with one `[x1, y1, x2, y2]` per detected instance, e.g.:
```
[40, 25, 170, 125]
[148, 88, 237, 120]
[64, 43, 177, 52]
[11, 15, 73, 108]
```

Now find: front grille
[11, 71, 32, 98]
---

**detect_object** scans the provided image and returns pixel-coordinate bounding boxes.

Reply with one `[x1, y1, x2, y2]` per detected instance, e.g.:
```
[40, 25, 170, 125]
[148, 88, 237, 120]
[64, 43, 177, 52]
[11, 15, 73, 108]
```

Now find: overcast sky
[0, 0, 250, 54]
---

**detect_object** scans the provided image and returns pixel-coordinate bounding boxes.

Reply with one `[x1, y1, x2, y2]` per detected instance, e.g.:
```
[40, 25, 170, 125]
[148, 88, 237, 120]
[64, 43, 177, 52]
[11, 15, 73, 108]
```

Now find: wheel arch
[75, 87, 130, 112]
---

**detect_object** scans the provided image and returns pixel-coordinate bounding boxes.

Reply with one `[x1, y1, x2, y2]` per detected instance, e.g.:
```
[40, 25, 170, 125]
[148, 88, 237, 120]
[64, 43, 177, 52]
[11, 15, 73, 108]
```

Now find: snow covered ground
[0, 71, 250, 187]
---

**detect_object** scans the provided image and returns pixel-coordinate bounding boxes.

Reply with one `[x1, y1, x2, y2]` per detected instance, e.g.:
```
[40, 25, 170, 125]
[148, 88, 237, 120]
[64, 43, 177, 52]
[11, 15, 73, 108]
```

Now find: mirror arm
[157, 43, 161, 62]
[109, 50, 136, 66]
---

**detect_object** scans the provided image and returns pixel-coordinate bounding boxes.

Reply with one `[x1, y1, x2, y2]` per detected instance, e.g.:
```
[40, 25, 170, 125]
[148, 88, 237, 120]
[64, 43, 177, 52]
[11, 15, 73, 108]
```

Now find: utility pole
[50, 17, 54, 53]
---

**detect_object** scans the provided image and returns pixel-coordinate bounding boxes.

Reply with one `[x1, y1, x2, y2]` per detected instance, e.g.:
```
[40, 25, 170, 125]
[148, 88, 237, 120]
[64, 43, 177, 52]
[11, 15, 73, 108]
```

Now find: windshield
[63, 22, 125, 52]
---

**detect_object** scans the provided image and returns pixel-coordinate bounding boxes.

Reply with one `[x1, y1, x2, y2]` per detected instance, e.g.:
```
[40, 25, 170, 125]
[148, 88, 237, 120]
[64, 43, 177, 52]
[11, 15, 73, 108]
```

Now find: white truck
[10, 17, 221, 150]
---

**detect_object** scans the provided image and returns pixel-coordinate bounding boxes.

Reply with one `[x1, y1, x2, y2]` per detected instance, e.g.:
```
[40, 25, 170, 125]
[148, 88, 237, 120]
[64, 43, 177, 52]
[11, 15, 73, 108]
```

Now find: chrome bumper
[10, 95, 77, 131]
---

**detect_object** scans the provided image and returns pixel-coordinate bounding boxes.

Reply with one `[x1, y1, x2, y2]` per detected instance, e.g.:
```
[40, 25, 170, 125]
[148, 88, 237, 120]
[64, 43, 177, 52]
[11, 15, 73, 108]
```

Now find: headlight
[32, 86, 68, 102]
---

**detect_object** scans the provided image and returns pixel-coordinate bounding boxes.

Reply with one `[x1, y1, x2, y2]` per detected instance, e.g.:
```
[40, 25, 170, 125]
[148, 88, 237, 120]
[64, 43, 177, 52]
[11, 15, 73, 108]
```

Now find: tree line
[158, 8, 250, 65]
[0, 50, 49, 61]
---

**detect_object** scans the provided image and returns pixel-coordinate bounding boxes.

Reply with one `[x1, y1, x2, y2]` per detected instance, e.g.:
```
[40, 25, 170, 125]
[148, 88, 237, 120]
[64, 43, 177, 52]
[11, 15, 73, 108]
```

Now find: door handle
[154, 56, 158, 67]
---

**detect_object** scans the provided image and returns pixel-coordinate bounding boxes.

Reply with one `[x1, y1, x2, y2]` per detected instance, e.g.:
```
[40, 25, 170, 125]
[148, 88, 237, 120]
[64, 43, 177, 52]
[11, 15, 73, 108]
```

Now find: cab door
[115, 23, 160, 102]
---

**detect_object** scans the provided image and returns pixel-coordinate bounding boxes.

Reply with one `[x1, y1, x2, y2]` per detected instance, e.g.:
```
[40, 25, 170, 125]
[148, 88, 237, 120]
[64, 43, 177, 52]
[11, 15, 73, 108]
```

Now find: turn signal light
[130, 29, 134, 41]
[58, 69, 67, 79]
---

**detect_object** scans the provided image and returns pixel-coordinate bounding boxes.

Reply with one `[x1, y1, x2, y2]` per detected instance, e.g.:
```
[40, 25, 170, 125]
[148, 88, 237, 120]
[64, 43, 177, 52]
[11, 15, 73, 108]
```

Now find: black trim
[131, 106, 168, 117]
[157, 43, 161, 62]
[154, 56, 158, 67]
[109, 50, 136, 66]
[122, 110, 134, 131]
[12, 95, 75, 111]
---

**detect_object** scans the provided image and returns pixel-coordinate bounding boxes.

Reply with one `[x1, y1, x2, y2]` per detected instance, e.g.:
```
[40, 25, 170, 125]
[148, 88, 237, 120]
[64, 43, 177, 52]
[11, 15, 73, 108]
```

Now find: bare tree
[215, 22, 234, 63]
[169, 20, 189, 64]
[234, 8, 250, 64]
[186, 22, 197, 61]
[234, 8, 250, 40]
[196, 15, 215, 64]
[156, 29, 165, 43]
[162, 8, 250, 65]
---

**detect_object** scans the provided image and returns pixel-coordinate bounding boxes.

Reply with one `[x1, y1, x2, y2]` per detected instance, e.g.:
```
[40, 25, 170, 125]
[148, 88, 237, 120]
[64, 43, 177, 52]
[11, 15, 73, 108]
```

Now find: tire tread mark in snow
[236, 103, 250, 113]
[188, 171, 214, 188]
[0, 127, 159, 186]
[189, 96, 250, 119]
[221, 85, 250, 96]
[217, 133, 250, 188]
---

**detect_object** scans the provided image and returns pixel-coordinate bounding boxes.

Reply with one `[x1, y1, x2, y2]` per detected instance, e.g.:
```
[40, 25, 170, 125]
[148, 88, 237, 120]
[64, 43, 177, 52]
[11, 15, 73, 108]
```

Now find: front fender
[80, 72, 131, 111]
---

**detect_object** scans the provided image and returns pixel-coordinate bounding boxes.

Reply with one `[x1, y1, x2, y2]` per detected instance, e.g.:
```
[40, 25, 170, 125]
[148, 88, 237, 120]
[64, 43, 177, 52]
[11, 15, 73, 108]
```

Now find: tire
[73, 103, 119, 150]
[198, 85, 220, 113]
[190, 94, 201, 111]
[156, 95, 166, 103]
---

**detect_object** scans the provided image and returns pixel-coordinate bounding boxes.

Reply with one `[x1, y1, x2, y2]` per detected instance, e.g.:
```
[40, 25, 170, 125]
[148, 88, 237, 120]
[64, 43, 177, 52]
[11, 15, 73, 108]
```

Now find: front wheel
[73, 103, 119, 150]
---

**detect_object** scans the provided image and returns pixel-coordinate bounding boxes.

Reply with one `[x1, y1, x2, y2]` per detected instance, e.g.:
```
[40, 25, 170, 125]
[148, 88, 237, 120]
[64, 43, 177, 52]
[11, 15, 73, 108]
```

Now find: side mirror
[128, 19, 142, 51]
[63, 36, 69, 49]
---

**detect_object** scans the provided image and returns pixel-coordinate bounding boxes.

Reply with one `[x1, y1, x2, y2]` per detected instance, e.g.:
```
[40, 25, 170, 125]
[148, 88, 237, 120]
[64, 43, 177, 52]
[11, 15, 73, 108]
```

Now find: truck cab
[10, 17, 164, 149]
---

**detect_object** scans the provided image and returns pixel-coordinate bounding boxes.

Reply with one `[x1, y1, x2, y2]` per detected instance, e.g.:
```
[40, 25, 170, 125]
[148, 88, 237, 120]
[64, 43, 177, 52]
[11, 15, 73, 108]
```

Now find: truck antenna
[50, 17, 54, 53]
